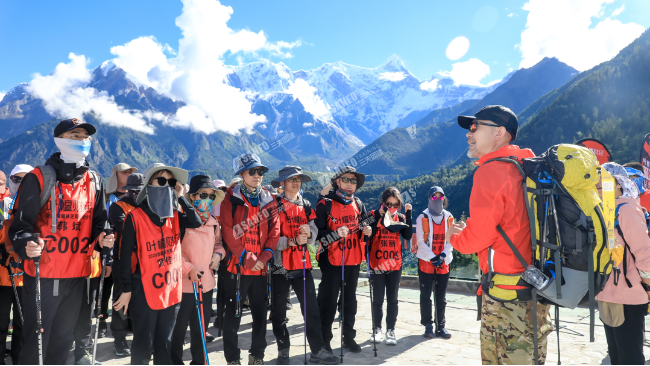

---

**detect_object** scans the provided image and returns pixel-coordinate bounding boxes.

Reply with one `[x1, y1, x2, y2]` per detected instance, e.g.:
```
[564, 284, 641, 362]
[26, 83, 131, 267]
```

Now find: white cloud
[438, 58, 492, 86]
[378, 72, 407, 82]
[507, 13, 516, 17]
[25, 53, 156, 134]
[445, 36, 470, 61]
[419, 79, 440, 91]
[518, 0, 645, 71]
[0, 91, 6, 101]
[285, 79, 331, 120]
[612, 5, 625, 17]
[108, 0, 302, 134]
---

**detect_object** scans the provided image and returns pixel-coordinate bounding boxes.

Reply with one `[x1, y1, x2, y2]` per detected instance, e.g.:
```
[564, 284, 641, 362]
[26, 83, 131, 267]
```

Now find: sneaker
[436, 327, 452, 339]
[342, 337, 361, 353]
[370, 327, 383, 343]
[75, 351, 101, 365]
[249, 354, 265, 365]
[309, 347, 338, 365]
[114, 337, 131, 357]
[227, 359, 241, 365]
[323, 342, 333, 354]
[98, 328, 107, 339]
[385, 329, 397, 345]
[205, 333, 215, 343]
[423, 324, 434, 339]
[276, 349, 289, 365]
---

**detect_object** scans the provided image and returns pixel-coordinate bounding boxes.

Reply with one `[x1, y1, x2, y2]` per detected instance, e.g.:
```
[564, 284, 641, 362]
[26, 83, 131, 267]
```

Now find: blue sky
[1, 0, 649, 93]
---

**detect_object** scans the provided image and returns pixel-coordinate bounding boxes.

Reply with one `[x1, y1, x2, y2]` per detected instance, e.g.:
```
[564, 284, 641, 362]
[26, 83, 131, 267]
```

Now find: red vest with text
[130, 208, 182, 310]
[369, 210, 402, 272]
[279, 198, 313, 271]
[25, 168, 95, 278]
[227, 195, 264, 276]
[419, 218, 450, 274]
[318, 199, 364, 266]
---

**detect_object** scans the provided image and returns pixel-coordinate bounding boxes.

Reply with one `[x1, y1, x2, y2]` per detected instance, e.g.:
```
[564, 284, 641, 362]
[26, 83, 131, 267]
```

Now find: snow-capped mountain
[229, 54, 511, 143]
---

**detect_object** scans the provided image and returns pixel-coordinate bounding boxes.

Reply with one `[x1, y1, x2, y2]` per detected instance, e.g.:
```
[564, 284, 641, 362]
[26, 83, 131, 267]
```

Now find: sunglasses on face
[431, 195, 444, 201]
[154, 177, 178, 187]
[469, 121, 500, 133]
[10, 176, 22, 184]
[197, 193, 217, 200]
[384, 202, 400, 208]
[340, 177, 357, 184]
[248, 168, 265, 177]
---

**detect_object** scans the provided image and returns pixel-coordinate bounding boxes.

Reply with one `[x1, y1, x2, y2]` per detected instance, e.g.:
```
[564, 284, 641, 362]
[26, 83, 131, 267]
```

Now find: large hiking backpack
[486, 144, 612, 350]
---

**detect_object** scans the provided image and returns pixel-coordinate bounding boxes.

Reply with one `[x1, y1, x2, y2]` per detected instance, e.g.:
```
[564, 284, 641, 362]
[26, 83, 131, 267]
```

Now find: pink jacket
[597, 197, 650, 305]
[181, 215, 226, 293]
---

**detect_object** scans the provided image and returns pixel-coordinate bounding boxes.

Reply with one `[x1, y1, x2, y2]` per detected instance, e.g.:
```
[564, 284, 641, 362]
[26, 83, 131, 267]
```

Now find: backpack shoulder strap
[302, 198, 312, 221]
[37, 165, 57, 209]
[88, 170, 102, 193]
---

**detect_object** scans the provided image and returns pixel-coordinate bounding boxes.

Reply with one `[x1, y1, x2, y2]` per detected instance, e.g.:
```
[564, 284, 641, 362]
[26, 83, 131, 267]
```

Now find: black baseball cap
[458, 105, 519, 141]
[53, 118, 97, 138]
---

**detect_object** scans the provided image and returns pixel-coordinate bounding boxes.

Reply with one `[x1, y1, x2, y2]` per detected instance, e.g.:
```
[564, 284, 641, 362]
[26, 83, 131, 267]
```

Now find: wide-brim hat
[121, 173, 145, 191]
[188, 175, 225, 204]
[136, 163, 189, 205]
[271, 165, 313, 188]
[106, 163, 138, 194]
[233, 153, 269, 176]
[331, 166, 365, 189]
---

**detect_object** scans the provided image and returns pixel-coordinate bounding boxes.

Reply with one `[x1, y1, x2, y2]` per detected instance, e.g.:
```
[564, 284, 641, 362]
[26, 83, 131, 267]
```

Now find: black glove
[430, 252, 446, 267]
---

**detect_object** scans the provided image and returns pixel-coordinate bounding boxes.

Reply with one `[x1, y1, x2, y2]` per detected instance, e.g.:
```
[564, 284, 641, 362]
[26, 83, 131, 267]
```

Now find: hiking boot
[249, 354, 265, 365]
[310, 347, 338, 365]
[276, 349, 289, 365]
[423, 324, 434, 338]
[227, 359, 241, 365]
[114, 337, 131, 357]
[75, 350, 101, 365]
[385, 329, 397, 345]
[370, 327, 383, 343]
[436, 327, 452, 339]
[342, 337, 361, 353]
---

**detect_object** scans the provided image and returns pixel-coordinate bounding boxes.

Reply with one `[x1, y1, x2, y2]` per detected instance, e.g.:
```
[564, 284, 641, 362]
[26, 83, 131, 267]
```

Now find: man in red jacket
[221, 153, 280, 365]
[446, 106, 551, 365]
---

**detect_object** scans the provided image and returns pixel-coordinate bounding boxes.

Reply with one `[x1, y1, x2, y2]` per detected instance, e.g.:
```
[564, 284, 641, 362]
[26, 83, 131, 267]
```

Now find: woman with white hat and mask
[113, 163, 202, 365]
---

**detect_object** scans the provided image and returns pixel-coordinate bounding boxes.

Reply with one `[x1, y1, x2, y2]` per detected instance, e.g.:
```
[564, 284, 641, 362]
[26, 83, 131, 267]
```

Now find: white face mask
[54, 137, 91, 165]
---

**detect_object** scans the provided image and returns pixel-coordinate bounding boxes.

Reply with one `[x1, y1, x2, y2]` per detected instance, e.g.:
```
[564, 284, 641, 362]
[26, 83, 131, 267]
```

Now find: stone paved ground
[4, 279, 650, 365]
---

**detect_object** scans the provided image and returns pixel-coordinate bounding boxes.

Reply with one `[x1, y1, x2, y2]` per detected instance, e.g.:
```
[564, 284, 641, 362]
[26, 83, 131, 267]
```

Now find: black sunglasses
[10, 176, 22, 184]
[384, 202, 400, 208]
[340, 177, 357, 184]
[248, 168, 266, 177]
[154, 177, 178, 187]
[469, 121, 500, 133]
[197, 193, 217, 200]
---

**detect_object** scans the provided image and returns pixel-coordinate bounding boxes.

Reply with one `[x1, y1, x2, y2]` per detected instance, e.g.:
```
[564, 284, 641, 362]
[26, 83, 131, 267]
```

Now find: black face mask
[146, 185, 175, 219]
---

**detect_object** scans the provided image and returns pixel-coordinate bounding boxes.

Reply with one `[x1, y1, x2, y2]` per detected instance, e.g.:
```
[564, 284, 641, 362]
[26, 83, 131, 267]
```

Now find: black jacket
[9, 153, 108, 262]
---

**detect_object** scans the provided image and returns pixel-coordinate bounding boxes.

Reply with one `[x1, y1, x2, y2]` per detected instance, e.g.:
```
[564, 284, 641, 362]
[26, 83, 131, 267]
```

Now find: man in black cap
[9, 118, 115, 365]
[269, 166, 338, 365]
[315, 166, 372, 356]
[107, 172, 144, 358]
[447, 106, 551, 364]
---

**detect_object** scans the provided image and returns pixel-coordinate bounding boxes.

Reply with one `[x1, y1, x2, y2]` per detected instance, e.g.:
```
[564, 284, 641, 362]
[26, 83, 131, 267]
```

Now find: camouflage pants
[480, 294, 552, 365]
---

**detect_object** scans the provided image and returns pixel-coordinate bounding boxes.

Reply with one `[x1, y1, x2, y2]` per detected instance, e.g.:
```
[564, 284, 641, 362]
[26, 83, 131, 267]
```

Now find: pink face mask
[381, 204, 398, 215]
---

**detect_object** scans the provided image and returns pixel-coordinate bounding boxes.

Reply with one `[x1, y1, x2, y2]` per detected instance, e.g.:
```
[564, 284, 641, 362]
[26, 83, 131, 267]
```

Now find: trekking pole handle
[32, 234, 41, 263]
[101, 229, 113, 256]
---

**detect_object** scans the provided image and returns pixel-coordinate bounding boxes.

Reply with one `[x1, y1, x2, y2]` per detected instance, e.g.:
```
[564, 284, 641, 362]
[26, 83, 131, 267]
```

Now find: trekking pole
[302, 245, 307, 365]
[32, 233, 44, 366]
[340, 234, 345, 364]
[194, 276, 210, 365]
[235, 263, 242, 318]
[92, 229, 113, 366]
[432, 278, 439, 336]
[365, 240, 377, 357]
[7, 261, 24, 324]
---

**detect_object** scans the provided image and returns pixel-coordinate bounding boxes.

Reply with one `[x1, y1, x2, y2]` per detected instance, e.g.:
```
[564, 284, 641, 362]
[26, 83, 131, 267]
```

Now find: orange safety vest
[369, 211, 402, 272]
[1, 215, 23, 287]
[419, 218, 450, 274]
[317, 199, 364, 266]
[227, 195, 265, 276]
[129, 208, 182, 310]
[24, 168, 96, 279]
[278, 197, 313, 271]
[115, 201, 138, 273]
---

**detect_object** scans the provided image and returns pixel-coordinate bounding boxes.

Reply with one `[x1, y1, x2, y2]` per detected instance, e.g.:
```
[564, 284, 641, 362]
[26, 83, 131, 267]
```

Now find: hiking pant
[271, 270, 325, 354]
[371, 269, 401, 330]
[73, 277, 100, 362]
[480, 294, 552, 365]
[418, 270, 449, 329]
[19, 276, 85, 365]
[0, 286, 23, 365]
[222, 273, 268, 363]
[603, 303, 646, 365]
[98, 272, 113, 332]
[318, 265, 360, 343]
[110, 259, 130, 340]
[130, 277, 180, 365]
[171, 290, 213, 365]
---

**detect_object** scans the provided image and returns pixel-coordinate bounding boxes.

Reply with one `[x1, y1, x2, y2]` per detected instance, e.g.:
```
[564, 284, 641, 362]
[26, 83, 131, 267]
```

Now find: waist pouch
[482, 271, 533, 303]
